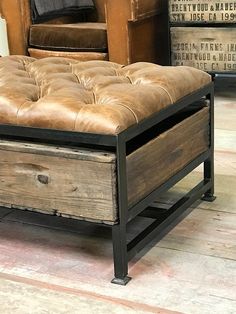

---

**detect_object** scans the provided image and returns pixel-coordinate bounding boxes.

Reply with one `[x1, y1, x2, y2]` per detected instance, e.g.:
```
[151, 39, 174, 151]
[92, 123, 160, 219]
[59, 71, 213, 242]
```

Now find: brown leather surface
[28, 48, 108, 61]
[0, 56, 211, 135]
[29, 23, 107, 51]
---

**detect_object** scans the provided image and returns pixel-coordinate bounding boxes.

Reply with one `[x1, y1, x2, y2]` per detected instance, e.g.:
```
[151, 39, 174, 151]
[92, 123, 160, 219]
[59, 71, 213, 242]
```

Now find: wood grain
[106, 0, 168, 65]
[127, 107, 209, 206]
[0, 107, 209, 221]
[0, 141, 117, 224]
[171, 27, 236, 72]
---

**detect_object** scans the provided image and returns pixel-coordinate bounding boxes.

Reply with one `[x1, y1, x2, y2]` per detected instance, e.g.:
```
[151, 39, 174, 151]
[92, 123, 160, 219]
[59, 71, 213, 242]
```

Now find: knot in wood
[37, 174, 49, 184]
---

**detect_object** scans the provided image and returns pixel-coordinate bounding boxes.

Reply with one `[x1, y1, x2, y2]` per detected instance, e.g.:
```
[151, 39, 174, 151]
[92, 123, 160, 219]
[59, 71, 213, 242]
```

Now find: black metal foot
[201, 194, 216, 202]
[111, 276, 131, 285]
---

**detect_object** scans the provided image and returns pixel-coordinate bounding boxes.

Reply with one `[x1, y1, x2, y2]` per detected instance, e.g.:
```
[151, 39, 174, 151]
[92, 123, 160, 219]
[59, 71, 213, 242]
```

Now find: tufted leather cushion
[0, 56, 211, 135]
[29, 23, 107, 52]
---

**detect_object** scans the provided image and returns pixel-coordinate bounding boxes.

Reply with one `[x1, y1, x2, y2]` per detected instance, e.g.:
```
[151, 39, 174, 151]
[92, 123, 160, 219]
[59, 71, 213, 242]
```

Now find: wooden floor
[0, 77, 235, 314]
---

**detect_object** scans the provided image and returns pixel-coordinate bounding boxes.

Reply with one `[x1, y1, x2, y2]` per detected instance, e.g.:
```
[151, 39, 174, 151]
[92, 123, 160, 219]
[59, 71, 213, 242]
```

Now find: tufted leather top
[0, 56, 211, 135]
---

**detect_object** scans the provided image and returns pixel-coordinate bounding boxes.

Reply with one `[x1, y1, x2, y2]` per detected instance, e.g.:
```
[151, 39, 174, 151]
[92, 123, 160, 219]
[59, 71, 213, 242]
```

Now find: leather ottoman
[0, 56, 215, 284]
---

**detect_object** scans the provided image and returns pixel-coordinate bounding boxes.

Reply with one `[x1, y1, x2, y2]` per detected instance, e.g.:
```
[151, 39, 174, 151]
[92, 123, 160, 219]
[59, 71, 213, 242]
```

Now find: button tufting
[0, 56, 211, 135]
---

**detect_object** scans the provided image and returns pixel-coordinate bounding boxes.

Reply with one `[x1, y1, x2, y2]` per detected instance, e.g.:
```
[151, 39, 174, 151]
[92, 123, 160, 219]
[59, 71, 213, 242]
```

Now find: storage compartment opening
[126, 100, 208, 155]
[126, 105, 210, 206]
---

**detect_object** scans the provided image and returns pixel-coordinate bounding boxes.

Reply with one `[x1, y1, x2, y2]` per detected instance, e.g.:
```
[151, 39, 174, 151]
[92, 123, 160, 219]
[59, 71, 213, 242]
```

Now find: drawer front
[171, 27, 236, 72]
[127, 107, 209, 207]
[0, 142, 117, 224]
[169, 0, 236, 24]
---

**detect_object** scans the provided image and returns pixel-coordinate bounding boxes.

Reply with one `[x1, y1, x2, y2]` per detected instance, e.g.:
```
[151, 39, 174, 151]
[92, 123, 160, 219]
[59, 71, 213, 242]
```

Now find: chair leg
[111, 223, 131, 285]
[201, 155, 216, 202]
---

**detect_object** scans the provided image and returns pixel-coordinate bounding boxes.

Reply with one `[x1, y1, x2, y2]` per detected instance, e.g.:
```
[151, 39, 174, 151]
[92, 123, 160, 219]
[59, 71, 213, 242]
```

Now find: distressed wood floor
[0, 77, 235, 314]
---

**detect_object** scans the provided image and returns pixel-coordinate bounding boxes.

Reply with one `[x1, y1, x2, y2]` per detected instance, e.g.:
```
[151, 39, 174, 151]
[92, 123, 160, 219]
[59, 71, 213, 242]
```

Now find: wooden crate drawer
[169, 0, 236, 24]
[127, 107, 209, 206]
[0, 143, 117, 224]
[0, 107, 209, 222]
[171, 27, 236, 72]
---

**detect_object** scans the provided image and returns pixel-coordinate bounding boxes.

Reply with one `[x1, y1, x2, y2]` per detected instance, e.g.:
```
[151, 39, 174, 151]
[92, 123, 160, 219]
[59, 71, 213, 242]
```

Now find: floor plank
[156, 208, 236, 260]
[0, 274, 180, 314]
[215, 129, 236, 153]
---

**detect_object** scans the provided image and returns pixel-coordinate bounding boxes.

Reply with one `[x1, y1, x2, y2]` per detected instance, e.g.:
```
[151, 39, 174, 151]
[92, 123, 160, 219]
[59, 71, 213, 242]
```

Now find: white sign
[0, 17, 9, 56]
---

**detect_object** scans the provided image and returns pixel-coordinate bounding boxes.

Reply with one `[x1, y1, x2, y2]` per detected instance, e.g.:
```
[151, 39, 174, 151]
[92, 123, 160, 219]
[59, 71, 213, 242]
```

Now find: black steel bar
[128, 150, 210, 222]
[202, 86, 216, 201]
[138, 206, 169, 219]
[127, 180, 212, 261]
[111, 135, 131, 285]
[0, 125, 117, 147]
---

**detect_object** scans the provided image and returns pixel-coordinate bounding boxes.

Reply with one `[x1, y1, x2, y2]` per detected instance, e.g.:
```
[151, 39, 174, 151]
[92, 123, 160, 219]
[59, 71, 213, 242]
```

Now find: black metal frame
[0, 82, 215, 285]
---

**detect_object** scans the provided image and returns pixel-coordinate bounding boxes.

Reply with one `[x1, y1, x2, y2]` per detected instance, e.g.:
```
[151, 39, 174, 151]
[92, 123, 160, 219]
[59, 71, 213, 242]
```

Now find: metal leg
[201, 156, 216, 202]
[111, 224, 131, 285]
[111, 136, 131, 285]
[202, 87, 216, 202]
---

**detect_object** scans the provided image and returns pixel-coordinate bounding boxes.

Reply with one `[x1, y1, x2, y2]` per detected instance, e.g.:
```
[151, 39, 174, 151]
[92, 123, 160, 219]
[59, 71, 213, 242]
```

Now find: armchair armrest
[1, 0, 31, 55]
[105, 0, 168, 65]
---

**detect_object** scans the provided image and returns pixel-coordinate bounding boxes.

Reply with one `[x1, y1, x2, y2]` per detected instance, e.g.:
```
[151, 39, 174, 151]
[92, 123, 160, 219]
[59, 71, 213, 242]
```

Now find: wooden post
[0, 0, 31, 55]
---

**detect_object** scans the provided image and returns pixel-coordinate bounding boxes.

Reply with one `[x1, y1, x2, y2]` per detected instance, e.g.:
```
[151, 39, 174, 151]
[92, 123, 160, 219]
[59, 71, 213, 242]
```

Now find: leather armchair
[0, 0, 168, 65]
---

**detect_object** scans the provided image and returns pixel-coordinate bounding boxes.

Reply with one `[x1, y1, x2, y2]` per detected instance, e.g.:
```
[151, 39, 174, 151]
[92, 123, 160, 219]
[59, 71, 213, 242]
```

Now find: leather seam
[156, 85, 174, 104]
[92, 91, 96, 105]
[126, 74, 174, 104]
[71, 65, 81, 85]
[114, 103, 139, 124]
[73, 103, 138, 132]
[16, 100, 31, 123]
[73, 107, 83, 131]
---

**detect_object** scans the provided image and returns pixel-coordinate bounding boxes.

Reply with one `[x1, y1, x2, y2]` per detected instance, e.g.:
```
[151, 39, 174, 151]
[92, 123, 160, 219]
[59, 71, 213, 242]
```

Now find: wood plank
[0, 140, 115, 163]
[154, 172, 236, 214]
[106, 0, 168, 65]
[127, 107, 209, 206]
[215, 101, 236, 132]
[0, 144, 117, 223]
[169, 0, 236, 23]
[171, 27, 236, 72]
[0, 275, 182, 314]
[1, 216, 235, 314]
[215, 129, 236, 153]
[156, 208, 236, 260]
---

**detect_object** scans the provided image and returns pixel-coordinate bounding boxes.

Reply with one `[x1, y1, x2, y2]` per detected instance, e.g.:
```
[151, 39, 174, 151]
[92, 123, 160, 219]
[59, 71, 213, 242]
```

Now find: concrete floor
[0, 77, 235, 314]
